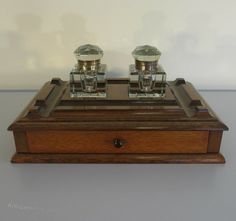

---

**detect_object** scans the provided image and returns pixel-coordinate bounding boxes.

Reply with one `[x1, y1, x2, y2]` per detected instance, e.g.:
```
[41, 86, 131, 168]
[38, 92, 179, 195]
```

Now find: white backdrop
[0, 0, 235, 89]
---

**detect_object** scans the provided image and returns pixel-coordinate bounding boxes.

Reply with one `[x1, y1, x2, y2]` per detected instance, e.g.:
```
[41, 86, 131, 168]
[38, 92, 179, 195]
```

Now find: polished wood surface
[11, 153, 225, 164]
[8, 78, 228, 163]
[8, 79, 228, 131]
[13, 131, 29, 153]
[26, 130, 209, 154]
[207, 131, 223, 153]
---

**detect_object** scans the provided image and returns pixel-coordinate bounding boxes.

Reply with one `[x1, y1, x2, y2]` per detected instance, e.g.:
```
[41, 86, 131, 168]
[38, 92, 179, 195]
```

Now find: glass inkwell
[70, 44, 107, 98]
[129, 45, 166, 98]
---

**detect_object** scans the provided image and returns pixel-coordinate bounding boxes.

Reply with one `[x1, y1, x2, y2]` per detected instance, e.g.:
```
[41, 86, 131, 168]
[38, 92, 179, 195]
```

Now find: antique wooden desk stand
[8, 44, 228, 163]
[8, 77, 228, 163]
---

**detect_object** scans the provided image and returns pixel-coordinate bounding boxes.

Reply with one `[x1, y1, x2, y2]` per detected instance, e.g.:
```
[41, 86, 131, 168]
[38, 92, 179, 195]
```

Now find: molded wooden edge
[8, 122, 228, 131]
[11, 153, 225, 164]
[7, 82, 51, 131]
[187, 82, 229, 131]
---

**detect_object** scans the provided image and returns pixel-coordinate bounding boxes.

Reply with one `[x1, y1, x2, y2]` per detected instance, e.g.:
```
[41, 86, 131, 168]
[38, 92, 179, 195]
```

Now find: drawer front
[26, 130, 209, 154]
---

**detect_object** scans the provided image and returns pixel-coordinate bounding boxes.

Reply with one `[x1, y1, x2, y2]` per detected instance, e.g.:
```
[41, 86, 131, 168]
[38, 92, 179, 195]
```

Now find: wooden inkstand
[8, 45, 228, 163]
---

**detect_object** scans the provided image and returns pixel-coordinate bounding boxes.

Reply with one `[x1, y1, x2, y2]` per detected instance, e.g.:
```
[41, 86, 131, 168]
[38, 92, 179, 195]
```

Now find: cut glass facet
[74, 44, 103, 61]
[132, 45, 161, 62]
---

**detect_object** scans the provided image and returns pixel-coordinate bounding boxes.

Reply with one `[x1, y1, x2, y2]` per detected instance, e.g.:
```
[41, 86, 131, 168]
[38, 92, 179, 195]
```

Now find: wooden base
[11, 153, 225, 164]
[8, 78, 228, 164]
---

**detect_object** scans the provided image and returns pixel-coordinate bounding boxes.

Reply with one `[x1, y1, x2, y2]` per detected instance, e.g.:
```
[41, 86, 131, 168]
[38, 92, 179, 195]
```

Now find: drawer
[26, 130, 209, 154]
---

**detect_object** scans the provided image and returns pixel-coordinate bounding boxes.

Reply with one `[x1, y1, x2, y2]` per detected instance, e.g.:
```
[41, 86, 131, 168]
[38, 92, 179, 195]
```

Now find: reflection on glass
[132, 45, 161, 93]
[80, 71, 97, 92]
[138, 71, 154, 92]
[74, 44, 103, 93]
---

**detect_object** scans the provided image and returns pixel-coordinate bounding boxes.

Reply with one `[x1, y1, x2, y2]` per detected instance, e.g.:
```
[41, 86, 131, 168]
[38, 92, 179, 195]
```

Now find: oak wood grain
[11, 153, 225, 164]
[13, 131, 29, 153]
[208, 131, 223, 153]
[8, 78, 228, 163]
[26, 130, 209, 154]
